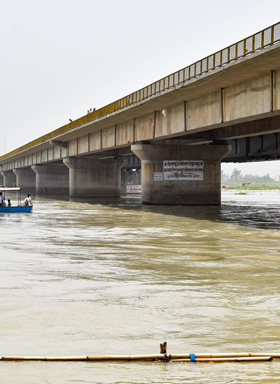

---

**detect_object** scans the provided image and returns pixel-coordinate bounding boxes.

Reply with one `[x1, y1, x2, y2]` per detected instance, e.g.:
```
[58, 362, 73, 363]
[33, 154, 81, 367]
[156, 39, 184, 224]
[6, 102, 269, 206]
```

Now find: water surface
[1, 191, 280, 383]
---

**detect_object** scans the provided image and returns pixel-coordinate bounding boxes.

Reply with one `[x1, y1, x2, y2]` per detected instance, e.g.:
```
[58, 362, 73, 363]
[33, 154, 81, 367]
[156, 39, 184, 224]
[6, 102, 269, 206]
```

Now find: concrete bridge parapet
[132, 143, 230, 205]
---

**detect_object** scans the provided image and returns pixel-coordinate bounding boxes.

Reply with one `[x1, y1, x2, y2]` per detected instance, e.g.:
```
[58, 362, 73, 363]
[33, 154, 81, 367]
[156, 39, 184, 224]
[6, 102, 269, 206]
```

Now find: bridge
[1, 22, 280, 204]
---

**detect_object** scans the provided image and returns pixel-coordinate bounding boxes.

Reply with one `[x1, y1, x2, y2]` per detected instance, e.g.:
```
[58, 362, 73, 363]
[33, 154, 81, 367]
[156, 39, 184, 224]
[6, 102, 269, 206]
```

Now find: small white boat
[0, 187, 33, 213]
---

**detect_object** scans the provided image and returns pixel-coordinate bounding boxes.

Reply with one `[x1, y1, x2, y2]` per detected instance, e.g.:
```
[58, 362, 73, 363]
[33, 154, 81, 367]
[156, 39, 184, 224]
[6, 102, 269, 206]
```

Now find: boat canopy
[0, 187, 21, 192]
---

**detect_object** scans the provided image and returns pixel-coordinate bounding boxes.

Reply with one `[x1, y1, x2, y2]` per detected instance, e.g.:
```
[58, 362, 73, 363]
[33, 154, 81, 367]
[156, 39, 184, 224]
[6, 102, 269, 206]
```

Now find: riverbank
[222, 180, 280, 190]
[225, 185, 280, 191]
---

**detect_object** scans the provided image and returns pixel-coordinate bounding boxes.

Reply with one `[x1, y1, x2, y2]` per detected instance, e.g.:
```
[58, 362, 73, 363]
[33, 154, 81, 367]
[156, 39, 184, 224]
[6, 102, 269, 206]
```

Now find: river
[1, 190, 280, 383]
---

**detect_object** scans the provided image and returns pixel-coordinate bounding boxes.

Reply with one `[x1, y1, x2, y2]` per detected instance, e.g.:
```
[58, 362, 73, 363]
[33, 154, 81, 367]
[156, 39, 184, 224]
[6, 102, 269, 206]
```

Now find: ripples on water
[1, 191, 280, 383]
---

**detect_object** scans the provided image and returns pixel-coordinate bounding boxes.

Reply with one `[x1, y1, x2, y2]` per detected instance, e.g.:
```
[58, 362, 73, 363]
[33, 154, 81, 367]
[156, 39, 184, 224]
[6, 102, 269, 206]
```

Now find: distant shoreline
[222, 185, 280, 191]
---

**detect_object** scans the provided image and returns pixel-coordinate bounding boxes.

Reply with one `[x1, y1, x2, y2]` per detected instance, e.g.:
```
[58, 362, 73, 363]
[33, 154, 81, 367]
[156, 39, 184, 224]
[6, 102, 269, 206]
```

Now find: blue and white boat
[0, 188, 33, 213]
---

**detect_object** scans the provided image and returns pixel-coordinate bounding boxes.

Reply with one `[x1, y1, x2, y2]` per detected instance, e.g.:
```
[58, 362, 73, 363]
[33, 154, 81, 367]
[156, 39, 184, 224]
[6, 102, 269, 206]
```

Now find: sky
[1, 0, 280, 176]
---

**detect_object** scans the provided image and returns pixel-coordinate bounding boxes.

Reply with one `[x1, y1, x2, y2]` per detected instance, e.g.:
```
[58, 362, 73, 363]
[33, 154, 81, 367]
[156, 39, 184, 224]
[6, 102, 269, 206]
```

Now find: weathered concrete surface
[132, 143, 230, 205]
[155, 103, 185, 137]
[116, 121, 134, 146]
[223, 74, 271, 122]
[13, 168, 36, 192]
[63, 157, 124, 198]
[187, 91, 221, 130]
[135, 113, 155, 141]
[102, 126, 115, 149]
[1, 171, 16, 187]
[121, 169, 141, 195]
[32, 164, 69, 195]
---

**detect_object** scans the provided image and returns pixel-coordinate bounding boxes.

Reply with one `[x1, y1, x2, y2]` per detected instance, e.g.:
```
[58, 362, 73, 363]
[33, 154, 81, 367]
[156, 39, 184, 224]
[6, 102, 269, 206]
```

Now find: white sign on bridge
[163, 160, 204, 181]
[153, 172, 163, 181]
[126, 185, 142, 194]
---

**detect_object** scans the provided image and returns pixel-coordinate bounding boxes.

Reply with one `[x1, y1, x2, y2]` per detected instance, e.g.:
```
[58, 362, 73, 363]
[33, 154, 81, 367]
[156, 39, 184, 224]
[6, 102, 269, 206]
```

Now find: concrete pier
[121, 168, 141, 195]
[63, 157, 124, 198]
[13, 168, 36, 192]
[1, 171, 16, 187]
[132, 143, 230, 205]
[31, 164, 69, 195]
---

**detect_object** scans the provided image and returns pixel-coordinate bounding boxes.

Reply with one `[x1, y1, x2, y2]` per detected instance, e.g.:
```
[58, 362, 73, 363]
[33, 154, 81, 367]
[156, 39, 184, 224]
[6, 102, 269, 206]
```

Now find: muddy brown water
[1, 191, 280, 383]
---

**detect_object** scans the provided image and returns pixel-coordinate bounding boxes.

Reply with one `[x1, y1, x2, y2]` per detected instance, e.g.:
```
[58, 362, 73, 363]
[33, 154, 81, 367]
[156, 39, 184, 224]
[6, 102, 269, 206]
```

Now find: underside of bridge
[181, 115, 280, 163]
[81, 115, 280, 203]
[1, 115, 280, 203]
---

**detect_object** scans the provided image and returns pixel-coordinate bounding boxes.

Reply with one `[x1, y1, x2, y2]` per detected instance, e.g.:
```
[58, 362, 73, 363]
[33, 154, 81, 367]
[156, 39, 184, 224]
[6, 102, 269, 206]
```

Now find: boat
[0, 187, 33, 213]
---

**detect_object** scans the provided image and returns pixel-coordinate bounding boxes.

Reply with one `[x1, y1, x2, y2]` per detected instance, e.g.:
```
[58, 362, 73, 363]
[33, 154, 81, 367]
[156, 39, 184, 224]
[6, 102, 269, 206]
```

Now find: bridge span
[1, 22, 280, 204]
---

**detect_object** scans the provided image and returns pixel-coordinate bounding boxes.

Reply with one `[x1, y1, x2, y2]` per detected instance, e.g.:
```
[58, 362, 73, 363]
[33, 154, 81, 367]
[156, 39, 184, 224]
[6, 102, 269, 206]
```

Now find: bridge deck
[1, 22, 280, 162]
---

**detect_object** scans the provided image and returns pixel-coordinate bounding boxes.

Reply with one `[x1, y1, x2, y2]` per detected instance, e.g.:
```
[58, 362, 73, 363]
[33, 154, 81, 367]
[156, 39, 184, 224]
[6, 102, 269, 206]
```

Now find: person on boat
[0, 192, 2, 206]
[22, 194, 32, 206]
[27, 194, 32, 206]
[7, 199, 11, 207]
[1, 198, 6, 207]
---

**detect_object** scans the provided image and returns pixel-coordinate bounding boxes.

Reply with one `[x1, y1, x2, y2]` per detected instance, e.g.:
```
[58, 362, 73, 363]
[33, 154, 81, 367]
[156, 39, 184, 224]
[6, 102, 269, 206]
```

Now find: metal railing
[1, 21, 280, 161]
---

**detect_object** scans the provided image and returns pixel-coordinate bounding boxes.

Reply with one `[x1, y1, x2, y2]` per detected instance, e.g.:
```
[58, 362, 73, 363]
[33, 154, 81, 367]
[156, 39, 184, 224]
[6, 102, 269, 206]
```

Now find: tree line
[222, 168, 276, 183]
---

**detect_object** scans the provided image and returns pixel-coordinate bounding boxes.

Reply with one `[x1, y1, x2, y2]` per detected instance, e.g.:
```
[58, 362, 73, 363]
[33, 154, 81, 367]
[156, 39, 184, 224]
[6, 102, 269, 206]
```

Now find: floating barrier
[171, 357, 273, 363]
[0, 343, 278, 363]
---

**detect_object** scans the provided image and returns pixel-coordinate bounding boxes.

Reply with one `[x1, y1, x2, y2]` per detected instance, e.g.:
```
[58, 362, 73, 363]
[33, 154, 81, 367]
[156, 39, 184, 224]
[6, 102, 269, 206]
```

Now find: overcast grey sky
[1, 0, 280, 176]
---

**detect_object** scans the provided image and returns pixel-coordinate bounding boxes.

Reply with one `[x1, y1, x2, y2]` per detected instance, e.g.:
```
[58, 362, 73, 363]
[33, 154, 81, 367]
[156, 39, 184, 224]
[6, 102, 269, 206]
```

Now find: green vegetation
[222, 182, 280, 190]
[232, 184, 279, 190]
[222, 168, 280, 190]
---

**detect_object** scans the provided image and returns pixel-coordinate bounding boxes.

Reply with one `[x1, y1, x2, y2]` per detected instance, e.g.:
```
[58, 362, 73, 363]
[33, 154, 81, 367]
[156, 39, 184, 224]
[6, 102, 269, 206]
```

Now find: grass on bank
[222, 181, 280, 191]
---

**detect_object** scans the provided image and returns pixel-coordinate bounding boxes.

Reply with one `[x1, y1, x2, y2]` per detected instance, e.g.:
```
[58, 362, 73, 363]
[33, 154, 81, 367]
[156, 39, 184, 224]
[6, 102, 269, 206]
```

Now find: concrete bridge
[1, 22, 280, 204]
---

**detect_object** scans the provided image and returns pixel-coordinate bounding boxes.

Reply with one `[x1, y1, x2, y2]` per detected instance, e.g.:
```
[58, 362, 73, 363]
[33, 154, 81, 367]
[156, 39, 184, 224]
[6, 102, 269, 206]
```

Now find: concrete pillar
[63, 157, 123, 197]
[121, 168, 141, 194]
[1, 171, 16, 187]
[0, 172, 3, 186]
[131, 143, 230, 205]
[31, 164, 69, 195]
[13, 168, 36, 192]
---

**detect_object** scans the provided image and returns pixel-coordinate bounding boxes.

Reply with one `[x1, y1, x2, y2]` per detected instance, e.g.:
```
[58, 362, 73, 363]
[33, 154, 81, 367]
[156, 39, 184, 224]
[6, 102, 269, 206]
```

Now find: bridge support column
[31, 164, 69, 195]
[63, 157, 123, 197]
[121, 168, 141, 194]
[1, 171, 16, 187]
[13, 168, 36, 192]
[131, 143, 230, 205]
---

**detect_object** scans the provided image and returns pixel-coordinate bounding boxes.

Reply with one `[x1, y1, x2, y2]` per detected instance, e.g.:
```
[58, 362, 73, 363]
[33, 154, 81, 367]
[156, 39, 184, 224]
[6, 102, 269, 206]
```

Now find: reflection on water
[1, 191, 280, 383]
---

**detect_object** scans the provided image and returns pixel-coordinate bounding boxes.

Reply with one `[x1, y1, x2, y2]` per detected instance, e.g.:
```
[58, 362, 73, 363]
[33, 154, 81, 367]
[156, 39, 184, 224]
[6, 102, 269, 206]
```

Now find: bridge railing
[1, 22, 280, 161]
